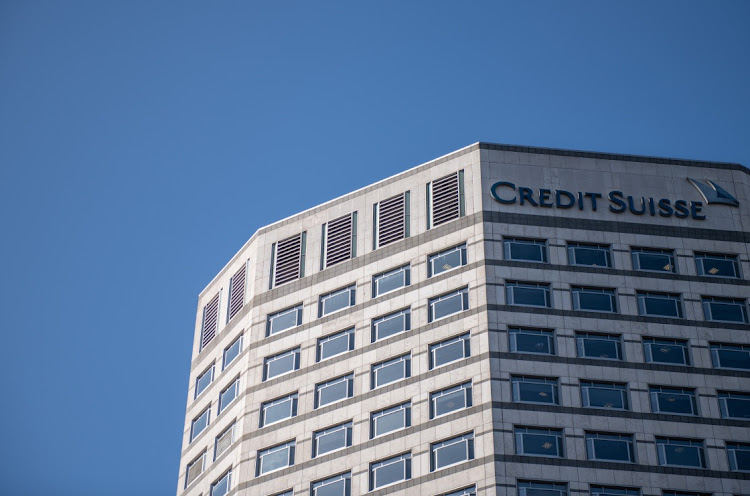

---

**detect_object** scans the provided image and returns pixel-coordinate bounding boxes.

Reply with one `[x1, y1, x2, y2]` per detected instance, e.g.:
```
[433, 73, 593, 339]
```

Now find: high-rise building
[177, 143, 750, 496]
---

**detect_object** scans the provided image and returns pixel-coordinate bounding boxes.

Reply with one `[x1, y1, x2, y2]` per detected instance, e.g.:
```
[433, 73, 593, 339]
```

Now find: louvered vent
[186, 453, 205, 486]
[378, 193, 406, 247]
[227, 265, 246, 321]
[325, 214, 353, 268]
[215, 426, 234, 457]
[200, 293, 220, 349]
[431, 172, 460, 227]
[274, 233, 303, 286]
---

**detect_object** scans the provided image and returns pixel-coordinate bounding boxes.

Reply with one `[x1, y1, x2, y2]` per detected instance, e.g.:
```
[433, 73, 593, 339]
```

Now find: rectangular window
[656, 437, 705, 468]
[632, 248, 676, 273]
[506, 281, 551, 308]
[222, 335, 242, 371]
[210, 470, 231, 496]
[317, 328, 355, 362]
[260, 393, 298, 427]
[270, 232, 306, 288]
[218, 377, 239, 414]
[263, 348, 301, 381]
[710, 343, 750, 370]
[429, 333, 471, 369]
[428, 243, 468, 277]
[443, 487, 476, 496]
[257, 440, 295, 476]
[371, 308, 411, 343]
[371, 354, 411, 389]
[372, 265, 410, 297]
[576, 332, 622, 360]
[518, 481, 567, 496]
[373, 192, 409, 249]
[369, 453, 411, 490]
[190, 408, 210, 442]
[371, 402, 411, 438]
[430, 382, 472, 418]
[315, 374, 354, 408]
[185, 451, 206, 488]
[430, 432, 474, 471]
[312, 472, 351, 496]
[718, 391, 750, 419]
[727, 442, 750, 471]
[585, 432, 635, 463]
[427, 171, 463, 229]
[321, 212, 356, 269]
[509, 327, 555, 355]
[319, 285, 356, 317]
[512, 376, 559, 405]
[696, 252, 740, 278]
[428, 287, 469, 322]
[580, 381, 629, 410]
[643, 338, 690, 366]
[568, 243, 612, 267]
[200, 293, 220, 350]
[266, 304, 303, 337]
[515, 427, 564, 457]
[195, 364, 214, 399]
[572, 286, 617, 313]
[227, 264, 246, 322]
[214, 422, 236, 461]
[313, 421, 353, 457]
[637, 292, 683, 318]
[702, 296, 748, 323]
[591, 487, 639, 496]
[504, 238, 548, 263]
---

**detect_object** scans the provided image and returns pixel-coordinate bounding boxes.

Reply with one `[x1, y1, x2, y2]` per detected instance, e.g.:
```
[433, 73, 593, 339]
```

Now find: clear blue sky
[0, 2, 748, 495]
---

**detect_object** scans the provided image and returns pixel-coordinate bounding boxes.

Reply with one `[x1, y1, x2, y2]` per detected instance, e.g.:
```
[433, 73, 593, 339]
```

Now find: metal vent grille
[431, 172, 460, 227]
[200, 293, 220, 349]
[377, 193, 405, 247]
[274, 233, 303, 286]
[215, 425, 235, 458]
[186, 453, 205, 486]
[227, 265, 246, 321]
[325, 214, 353, 268]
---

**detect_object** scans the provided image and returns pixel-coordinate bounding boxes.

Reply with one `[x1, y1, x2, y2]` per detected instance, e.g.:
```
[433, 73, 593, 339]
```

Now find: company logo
[687, 178, 739, 207]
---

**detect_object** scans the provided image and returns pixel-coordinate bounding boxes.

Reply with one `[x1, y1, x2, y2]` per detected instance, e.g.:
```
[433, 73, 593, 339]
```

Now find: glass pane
[432, 249, 463, 275]
[192, 412, 209, 439]
[512, 287, 547, 306]
[732, 448, 750, 470]
[593, 438, 631, 461]
[376, 313, 406, 340]
[375, 409, 405, 436]
[433, 293, 463, 319]
[323, 290, 351, 314]
[319, 380, 348, 406]
[716, 349, 750, 369]
[315, 479, 346, 496]
[264, 398, 292, 425]
[375, 360, 405, 387]
[578, 292, 613, 311]
[514, 333, 551, 354]
[637, 252, 673, 271]
[586, 387, 625, 409]
[708, 301, 745, 322]
[724, 398, 750, 419]
[317, 428, 347, 455]
[647, 343, 687, 364]
[433, 340, 464, 367]
[196, 369, 213, 396]
[267, 353, 296, 379]
[436, 441, 467, 468]
[375, 460, 404, 487]
[524, 490, 562, 496]
[517, 382, 556, 404]
[521, 433, 559, 456]
[573, 246, 608, 266]
[269, 308, 299, 335]
[510, 243, 544, 261]
[224, 339, 241, 367]
[663, 445, 701, 467]
[643, 296, 680, 317]
[261, 448, 288, 473]
[654, 392, 694, 414]
[220, 382, 238, 412]
[700, 257, 737, 277]
[580, 338, 619, 359]
[212, 474, 230, 496]
[377, 270, 405, 294]
[434, 389, 466, 416]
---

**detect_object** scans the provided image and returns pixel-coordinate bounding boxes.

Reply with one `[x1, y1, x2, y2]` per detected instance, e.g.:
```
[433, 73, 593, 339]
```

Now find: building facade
[177, 143, 750, 496]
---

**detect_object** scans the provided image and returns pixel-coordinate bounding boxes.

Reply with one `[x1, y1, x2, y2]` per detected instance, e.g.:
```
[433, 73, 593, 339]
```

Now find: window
[270, 232, 306, 288]
[321, 212, 356, 269]
[191, 408, 210, 442]
[200, 293, 220, 350]
[504, 238, 548, 262]
[317, 328, 355, 362]
[727, 442, 750, 471]
[222, 335, 242, 370]
[649, 386, 698, 415]
[431, 432, 474, 471]
[313, 421, 353, 457]
[512, 376, 559, 405]
[710, 343, 750, 370]
[371, 402, 411, 438]
[273, 491, 293, 496]
[195, 364, 214, 399]
[263, 348, 301, 381]
[214, 422, 236, 460]
[372, 265, 410, 297]
[637, 292, 683, 318]
[571, 286, 617, 313]
[267, 304, 303, 337]
[429, 333, 470, 369]
[631, 248, 676, 273]
[185, 451, 206, 488]
[515, 427, 564, 457]
[218, 377, 239, 414]
[656, 437, 705, 468]
[443, 487, 476, 496]
[580, 381, 629, 410]
[260, 393, 298, 427]
[509, 328, 555, 355]
[312, 472, 351, 496]
[718, 391, 750, 419]
[576, 333, 622, 360]
[427, 170, 464, 229]
[518, 481, 567, 496]
[227, 264, 246, 322]
[590, 487, 639, 496]
[428, 287, 469, 321]
[702, 296, 748, 323]
[506, 281, 551, 308]
[211, 470, 231, 496]
[369, 453, 411, 490]
[696, 252, 741, 278]
[373, 192, 409, 249]
[371, 354, 411, 389]
[315, 374, 354, 408]
[257, 440, 295, 476]
[662, 492, 710, 496]
[319, 285, 356, 317]
[643, 338, 690, 366]
[430, 382, 472, 418]
[585, 432, 635, 463]
[568, 243, 612, 267]
[371, 308, 411, 342]
[428, 243, 468, 277]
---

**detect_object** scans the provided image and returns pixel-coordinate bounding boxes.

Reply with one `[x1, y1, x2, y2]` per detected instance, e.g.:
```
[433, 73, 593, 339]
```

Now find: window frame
[214, 422, 236, 461]
[636, 291, 684, 318]
[428, 287, 469, 322]
[317, 327, 356, 362]
[313, 421, 353, 458]
[702, 296, 749, 323]
[590, 487, 640, 496]
[567, 242, 612, 268]
[511, 376, 559, 405]
[222, 334, 243, 371]
[428, 243, 468, 277]
[518, 481, 567, 496]
[430, 432, 474, 471]
[429, 332, 471, 369]
[580, 381, 629, 411]
[185, 450, 206, 489]
[312, 472, 351, 496]
[509, 327, 556, 356]
[195, 363, 215, 399]
[372, 264, 411, 297]
[259, 392, 298, 428]
[726, 442, 750, 472]
[257, 440, 296, 476]
[371, 354, 411, 389]
[263, 347, 301, 381]
[505, 281, 551, 308]
[575, 332, 623, 361]
[319, 285, 356, 317]
[710, 342, 750, 370]
[190, 407, 210, 442]
[442, 487, 477, 496]
[631, 247, 676, 273]
[369, 452, 411, 491]
[315, 373, 354, 408]
[218, 376, 240, 414]
[695, 252, 741, 279]
[585, 432, 635, 463]
[430, 381, 472, 419]
[371, 308, 411, 343]
[266, 304, 303, 337]
[642, 337, 691, 366]
[370, 401, 411, 439]
[514, 426, 564, 458]
[655, 437, 706, 468]
[503, 237, 548, 263]
[571, 286, 618, 313]
[718, 391, 750, 420]
[210, 469, 232, 496]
